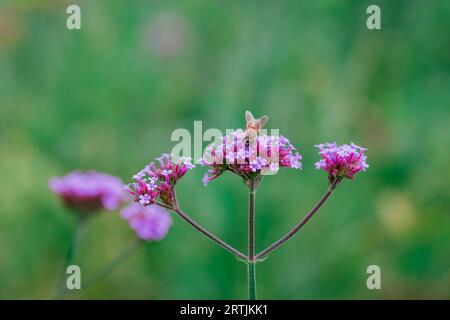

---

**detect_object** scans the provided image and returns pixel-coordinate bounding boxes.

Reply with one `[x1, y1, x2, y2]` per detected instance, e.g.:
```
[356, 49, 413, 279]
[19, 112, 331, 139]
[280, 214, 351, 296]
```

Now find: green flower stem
[155, 201, 247, 261]
[248, 180, 257, 300]
[54, 215, 87, 299]
[255, 178, 341, 261]
[171, 206, 248, 261]
[83, 238, 143, 290]
[248, 262, 256, 300]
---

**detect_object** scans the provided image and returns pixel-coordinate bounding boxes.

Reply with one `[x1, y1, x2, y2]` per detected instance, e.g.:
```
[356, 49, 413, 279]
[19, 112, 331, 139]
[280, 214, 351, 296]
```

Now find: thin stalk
[54, 216, 87, 298]
[248, 180, 257, 300]
[248, 182, 256, 262]
[83, 238, 142, 290]
[248, 262, 256, 300]
[172, 207, 248, 261]
[255, 178, 341, 260]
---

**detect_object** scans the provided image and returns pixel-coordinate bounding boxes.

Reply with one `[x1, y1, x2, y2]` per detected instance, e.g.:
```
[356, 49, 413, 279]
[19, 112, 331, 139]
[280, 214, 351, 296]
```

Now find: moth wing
[258, 115, 269, 128]
[245, 110, 255, 123]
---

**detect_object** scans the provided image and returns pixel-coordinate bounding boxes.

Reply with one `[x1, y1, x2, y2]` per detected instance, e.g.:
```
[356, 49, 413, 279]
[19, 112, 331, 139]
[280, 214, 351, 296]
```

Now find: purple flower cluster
[126, 154, 195, 207]
[49, 171, 126, 214]
[199, 129, 302, 186]
[121, 203, 172, 241]
[315, 142, 369, 180]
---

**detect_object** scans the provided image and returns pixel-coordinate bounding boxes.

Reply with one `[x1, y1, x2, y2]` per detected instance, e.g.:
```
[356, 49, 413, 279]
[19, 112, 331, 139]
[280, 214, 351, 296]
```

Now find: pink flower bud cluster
[315, 142, 369, 180]
[121, 203, 172, 241]
[199, 129, 302, 186]
[49, 171, 126, 214]
[126, 154, 195, 207]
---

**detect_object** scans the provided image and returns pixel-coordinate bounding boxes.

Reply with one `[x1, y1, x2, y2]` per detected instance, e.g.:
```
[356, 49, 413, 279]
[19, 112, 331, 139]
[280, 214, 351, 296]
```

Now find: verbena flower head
[121, 203, 172, 241]
[199, 129, 302, 186]
[315, 142, 369, 181]
[49, 171, 126, 214]
[126, 153, 195, 207]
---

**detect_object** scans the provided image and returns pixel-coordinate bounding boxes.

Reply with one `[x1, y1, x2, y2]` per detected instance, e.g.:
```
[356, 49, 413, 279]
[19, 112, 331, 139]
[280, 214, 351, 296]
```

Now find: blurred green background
[0, 0, 449, 299]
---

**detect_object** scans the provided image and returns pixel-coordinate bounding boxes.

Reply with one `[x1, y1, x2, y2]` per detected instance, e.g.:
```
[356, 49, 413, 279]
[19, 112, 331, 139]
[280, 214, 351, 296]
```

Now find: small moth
[244, 110, 268, 143]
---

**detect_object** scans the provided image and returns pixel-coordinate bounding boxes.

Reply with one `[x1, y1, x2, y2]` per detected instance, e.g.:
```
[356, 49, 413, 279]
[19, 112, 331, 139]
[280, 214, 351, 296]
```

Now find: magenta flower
[121, 203, 172, 241]
[199, 129, 302, 186]
[314, 142, 369, 181]
[49, 171, 126, 214]
[126, 154, 195, 207]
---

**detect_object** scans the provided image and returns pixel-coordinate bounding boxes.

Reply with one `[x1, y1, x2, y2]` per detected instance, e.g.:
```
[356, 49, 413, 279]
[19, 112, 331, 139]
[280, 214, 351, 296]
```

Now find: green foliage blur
[0, 0, 449, 299]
